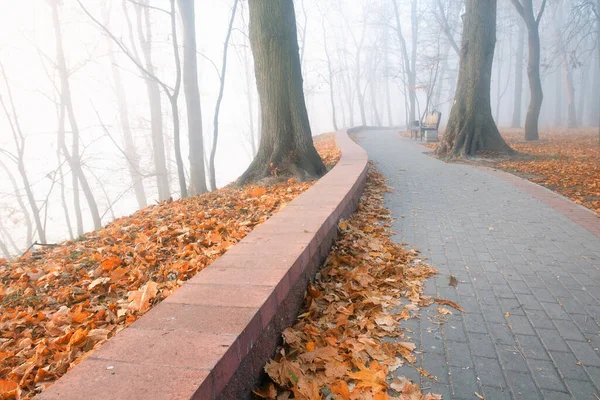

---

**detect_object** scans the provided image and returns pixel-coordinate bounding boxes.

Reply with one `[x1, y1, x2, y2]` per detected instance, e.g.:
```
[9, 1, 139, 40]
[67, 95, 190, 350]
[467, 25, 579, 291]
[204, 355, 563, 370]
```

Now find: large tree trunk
[134, 2, 170, 201]
[51, 1, 102, 231]
[178, 0, 208, 195]
[435, 0, 513, 159]
[511, 20, 525, 128]
[239, 0, 325, 184]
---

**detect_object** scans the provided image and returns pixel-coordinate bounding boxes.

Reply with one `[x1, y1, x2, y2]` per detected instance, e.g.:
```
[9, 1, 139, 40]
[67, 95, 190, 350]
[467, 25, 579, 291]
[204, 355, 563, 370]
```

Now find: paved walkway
[357, 130, 600, 400]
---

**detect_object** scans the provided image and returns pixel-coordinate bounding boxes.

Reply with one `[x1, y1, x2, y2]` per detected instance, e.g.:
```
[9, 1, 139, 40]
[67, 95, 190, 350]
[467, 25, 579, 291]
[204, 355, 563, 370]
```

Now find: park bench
[411, 110, 442, 142]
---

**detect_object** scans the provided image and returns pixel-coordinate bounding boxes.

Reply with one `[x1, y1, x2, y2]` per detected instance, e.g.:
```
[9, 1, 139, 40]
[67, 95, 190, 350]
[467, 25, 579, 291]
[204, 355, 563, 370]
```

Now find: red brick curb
[474, 166, 600, 238]
[37, 129, 368, 400]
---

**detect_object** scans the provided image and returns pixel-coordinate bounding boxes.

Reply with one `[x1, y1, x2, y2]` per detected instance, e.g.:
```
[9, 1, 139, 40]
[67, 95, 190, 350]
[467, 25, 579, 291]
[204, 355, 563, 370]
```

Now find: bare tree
[510, 0, 548, 141]
[208, 0, 239, 191]
[321, 12, 339, 131]
[0, 67, 45, 243]
[51, 0, 102, 232]
[392, 0, 419, 127]
[80, 0, 188, 197]
[511, 19, 526, 128]
[178, 0, 208, 195]
[102, 3, 148, 208]
[127, 0, 170, 200]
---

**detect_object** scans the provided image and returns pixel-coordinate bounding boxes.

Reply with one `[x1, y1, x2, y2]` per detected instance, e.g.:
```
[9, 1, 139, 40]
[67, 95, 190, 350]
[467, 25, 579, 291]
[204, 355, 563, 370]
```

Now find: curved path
[357, 130, 600, 400]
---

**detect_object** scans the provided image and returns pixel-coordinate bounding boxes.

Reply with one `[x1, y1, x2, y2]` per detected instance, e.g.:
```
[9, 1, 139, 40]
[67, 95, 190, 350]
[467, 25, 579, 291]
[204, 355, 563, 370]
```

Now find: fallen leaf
[127, 281, 159, 313]
[433, 299, 465, 312]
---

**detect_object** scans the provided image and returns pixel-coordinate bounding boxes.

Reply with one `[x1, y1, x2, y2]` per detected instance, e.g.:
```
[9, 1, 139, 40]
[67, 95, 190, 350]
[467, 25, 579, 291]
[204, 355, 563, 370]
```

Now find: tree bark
[51, 1, 102, 231]
[511, 19, 525, 128]
[178, 0, 208, 195]
[435, 0, 513, 159]
[510, 0, 547, 141]
[239, 0, 325, 184]
[208, 0, 239, 191]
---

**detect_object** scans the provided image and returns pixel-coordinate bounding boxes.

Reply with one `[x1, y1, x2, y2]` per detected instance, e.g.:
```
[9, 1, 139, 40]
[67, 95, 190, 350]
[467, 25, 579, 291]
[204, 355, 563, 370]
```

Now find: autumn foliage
[0, 135, 340, 399]
[254, 166, 441, 400]
[496, 130, 600, 214]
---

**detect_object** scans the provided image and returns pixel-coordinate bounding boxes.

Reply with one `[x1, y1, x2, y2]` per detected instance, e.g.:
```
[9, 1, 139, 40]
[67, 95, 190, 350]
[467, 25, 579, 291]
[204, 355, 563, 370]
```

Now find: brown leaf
[433, 298, 465, 312]
[127, 281, 159, 313]
[253, 383, 277, 399]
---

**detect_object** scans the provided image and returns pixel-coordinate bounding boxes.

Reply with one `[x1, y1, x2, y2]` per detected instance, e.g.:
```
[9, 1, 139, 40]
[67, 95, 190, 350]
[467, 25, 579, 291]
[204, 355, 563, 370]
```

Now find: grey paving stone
[497, 345, 530, 373]
[528, 359, 567, 391]
[449, 366, 481, 398]
[468, 332, 497, 358]
[422, 352, 449, 384]
[567, 341, 600, 367]
[564, 379, 600, 399]
[505, 371, 542, 399]
[446, 340, 474, 367]
[536, 328, 570, 353]
[549, 351, 591, 381]
[570, 313, 600, 336]
[473, 356, 504, 388]
[489, 323, 517, 346]
[357, 131, 600, 399]
[516, 335, 550, 360]
[584, 365, 600, 391]
[463, 313, 489, 334]
[541, 302, 570, 320]
[553, 319, 588, 342]
[481, 386, 512, 400]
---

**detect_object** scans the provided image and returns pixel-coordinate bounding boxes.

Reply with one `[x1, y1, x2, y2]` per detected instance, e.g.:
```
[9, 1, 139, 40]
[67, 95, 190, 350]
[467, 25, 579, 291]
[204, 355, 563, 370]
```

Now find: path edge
[36, 128, 369, 400]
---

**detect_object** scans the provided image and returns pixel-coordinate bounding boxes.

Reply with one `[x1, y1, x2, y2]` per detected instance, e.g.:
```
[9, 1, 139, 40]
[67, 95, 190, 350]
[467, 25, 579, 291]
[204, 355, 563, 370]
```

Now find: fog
[1, 0, 598, 256]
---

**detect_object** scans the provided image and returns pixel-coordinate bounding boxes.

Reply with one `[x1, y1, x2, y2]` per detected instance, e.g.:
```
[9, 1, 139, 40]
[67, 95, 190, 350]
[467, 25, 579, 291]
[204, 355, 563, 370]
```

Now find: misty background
[1, 0, 598, 256]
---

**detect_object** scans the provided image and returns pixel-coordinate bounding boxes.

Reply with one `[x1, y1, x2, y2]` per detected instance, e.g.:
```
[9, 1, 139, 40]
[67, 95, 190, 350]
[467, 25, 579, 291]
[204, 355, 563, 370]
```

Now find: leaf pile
[0, 135, 340, 399]
[255, 165, 439, 400]
[497, 130, 599, 214]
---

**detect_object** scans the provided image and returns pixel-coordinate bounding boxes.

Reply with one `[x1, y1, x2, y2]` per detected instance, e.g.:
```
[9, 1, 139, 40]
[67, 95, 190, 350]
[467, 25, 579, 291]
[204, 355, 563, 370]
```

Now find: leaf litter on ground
[254, 164, 443, 400]
[0, 134, 340, 399]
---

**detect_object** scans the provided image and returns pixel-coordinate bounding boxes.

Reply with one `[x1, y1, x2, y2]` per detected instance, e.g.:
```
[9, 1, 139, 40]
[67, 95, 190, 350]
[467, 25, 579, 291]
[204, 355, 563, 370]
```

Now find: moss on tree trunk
[435, 0, 513, 159]
[238, 0, 326, 184]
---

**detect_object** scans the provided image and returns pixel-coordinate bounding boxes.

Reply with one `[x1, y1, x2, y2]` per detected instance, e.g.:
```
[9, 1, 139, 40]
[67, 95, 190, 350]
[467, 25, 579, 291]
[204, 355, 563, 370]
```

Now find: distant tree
[392, 0, 419, 127]
[511, 19, 526, 128]
[239, 0, 325, 184]
[435, 0, 513, 158]
[0, 68, 44, 244]
[510, 0, 548, 141]
[208, 0, 239, 191]
[80, 0, 188, 197]
[50, 0, 102, 233]
[178, 0, 209, 195]
[102, 4, 148, 208]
